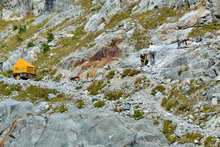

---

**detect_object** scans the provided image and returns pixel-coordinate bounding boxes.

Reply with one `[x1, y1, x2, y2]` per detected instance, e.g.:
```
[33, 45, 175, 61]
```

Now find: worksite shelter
[13, 58, 36, 75]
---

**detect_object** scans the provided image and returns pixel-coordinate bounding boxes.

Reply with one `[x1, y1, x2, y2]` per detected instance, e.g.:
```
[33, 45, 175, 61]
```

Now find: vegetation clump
[58, 104, 68, 113]
[87, 80, 106, 95]
[75, 99, 85, 109]
[162, 120, 177, 144]
[106, 71, 115, 79]
[133, 109, 145, 120]
[104, 90, 125, 100]
[161, 81, 204, 115]
[47, 32, 54, 43]
[27, 41, 35, 48]
[0, 82, 21, 96]
[0, 71, 13, 78]
[177, 133, 203, 144]
[151, 84, 166, 96]
[121, 69, 141, 78]
[132, 31, 151, 50]
[204, 136, 217, 147]
[14, 85, 57, 103]
[189, 22, 220, 38]
[13, 25, 18, 31]
[18, 24, 27, 33]
[41, 43, 50, 53]
[52, 74, 63, 82]
[94, 101, 105, 108]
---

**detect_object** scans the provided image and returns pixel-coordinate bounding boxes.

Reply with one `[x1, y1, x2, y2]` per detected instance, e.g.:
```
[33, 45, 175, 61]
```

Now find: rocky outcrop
[208, 0, 220, 19]
[0, 99, 168, 147]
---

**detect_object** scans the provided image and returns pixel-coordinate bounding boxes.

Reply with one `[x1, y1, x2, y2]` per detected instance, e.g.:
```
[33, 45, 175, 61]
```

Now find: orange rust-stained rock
[89, 40, 120, 62]
[74, 57, 89, 67]
[72, 39, 122, 79]
[86, 69, 97, 79]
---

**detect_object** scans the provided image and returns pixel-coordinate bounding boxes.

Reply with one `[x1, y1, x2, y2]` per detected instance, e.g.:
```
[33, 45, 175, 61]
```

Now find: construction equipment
[13, 58, 36, 80]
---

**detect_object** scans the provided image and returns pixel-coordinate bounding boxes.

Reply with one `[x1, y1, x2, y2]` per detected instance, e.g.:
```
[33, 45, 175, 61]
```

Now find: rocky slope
[0, 0, 220, 146]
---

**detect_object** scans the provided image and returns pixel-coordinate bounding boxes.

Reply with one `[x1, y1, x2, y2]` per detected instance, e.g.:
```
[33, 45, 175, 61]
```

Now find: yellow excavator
[13, 58, 36, 80]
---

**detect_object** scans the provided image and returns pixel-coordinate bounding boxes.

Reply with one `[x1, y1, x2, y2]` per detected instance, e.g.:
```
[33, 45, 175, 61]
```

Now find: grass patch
[187, 80, 207, 95]
[133, 109, 145, 120]
[162, 120, 177, 144]
[0, 82, 21, 96]
[55, 104, 69, 113]
[94, 101, 105, 108]
[75, 99, 85, 109]
[132, 30, 151, 50]
[0, 71, 13, 78]
[27, 41, 35, 48]
[58, 104, 68, 113]
[0, 18, 48, 55]
[134, 77, 150, 90]
[104, 90, 125, 101]
[189, 23, 220, 38]
[52, 74, 63, 82]
[14, 85, 58, 103]
[47, 94, 71, 103]
[132, 7, 186, 30]
[106, 71, 115, 79]
[161, 81, 206, 115]
[121, 69, 141, 78]
[204, 136, 217, 147]
[151, 84, 166, 96]
[177, 133, 203, 144]
[87, 80, 106, 95]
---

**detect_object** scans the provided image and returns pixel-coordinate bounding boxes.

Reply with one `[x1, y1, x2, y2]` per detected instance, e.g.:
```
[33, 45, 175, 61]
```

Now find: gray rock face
[211, 0, 220, 18]
[0, 99, 168, 147]
[132, 0, 203, 14]
[0, 0, 78, 17]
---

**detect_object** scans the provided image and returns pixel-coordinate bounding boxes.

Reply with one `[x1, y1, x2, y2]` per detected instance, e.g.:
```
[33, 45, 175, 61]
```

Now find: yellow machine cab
[13, 58, 36, 80]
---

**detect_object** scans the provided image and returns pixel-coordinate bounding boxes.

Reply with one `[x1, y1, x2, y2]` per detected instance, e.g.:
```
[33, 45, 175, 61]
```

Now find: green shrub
[106, 71, 115, 79]
[59, 104, 68, 113]
[104, 90, 124, 100]
[75, 86, 82, 90]
[121, 69, 141, 78]
[13, 25, 18, 31]
[16, 35, 24, 42]
[18, 24, 27, 33]
[204, 136, 217, 147]
[153, 120, 160, 126]
[27, 41, 35, 48]
[47, 32, 54, 43]
[41, 43, 50, 53]
[133, 109, 145, 120]
[75, 99, 85, 109]
[94, 101, 105, 108]
[87, 80, 105, 95]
